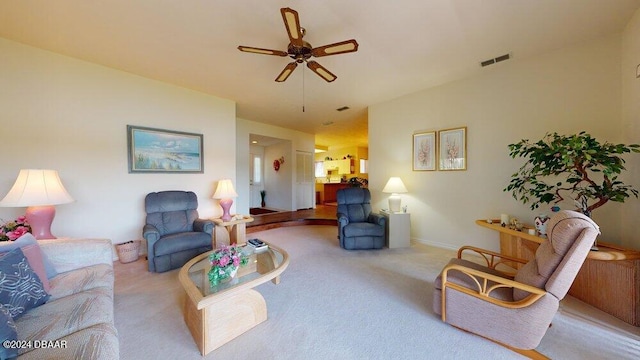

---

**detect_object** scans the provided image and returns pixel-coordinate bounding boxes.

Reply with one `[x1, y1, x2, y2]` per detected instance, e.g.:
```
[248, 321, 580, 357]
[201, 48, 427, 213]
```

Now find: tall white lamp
[213, 179, 238, 222]
[0, 169, 75, 239]
[382, 177, 408, 213]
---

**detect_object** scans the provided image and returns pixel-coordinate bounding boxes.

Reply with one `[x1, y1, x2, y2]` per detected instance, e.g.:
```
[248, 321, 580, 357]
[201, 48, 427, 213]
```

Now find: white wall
[264, 141, 293, 210]
[369, 34, 637, 251]
[0, 38, 236, 246]
[236, 118, 315, 214]
[622, 9, 640, 249]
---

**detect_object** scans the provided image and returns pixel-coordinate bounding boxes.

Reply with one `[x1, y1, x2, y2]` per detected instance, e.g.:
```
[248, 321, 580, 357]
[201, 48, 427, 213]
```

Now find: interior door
[249, 152, 263, 208]
[295, 151, 313, 210]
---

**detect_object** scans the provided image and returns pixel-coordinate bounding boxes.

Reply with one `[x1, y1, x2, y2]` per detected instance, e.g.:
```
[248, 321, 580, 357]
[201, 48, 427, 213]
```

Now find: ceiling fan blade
[238, 46, 287, 57]
[281, 7, 304, 47]
[311, 39, 359, 57]
[306, 60, 337, 82]
[275, 62, 298, 82]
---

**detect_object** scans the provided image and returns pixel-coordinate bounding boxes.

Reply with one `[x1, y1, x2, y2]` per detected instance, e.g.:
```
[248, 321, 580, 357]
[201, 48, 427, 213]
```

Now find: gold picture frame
[413, 131, 436, 171]
[438, 127, 467, 171]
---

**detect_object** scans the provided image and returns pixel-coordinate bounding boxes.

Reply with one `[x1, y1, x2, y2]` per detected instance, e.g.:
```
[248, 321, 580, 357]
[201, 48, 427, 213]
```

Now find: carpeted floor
[114, 226, 640, 359]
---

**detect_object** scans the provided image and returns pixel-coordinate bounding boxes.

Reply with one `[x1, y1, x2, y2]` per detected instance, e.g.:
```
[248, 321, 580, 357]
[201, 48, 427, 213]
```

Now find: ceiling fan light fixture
[239, 8, 358, 83]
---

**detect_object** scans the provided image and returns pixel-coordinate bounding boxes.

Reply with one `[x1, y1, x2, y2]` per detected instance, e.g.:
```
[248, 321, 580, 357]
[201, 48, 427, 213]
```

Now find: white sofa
[14, 238, 119, 359]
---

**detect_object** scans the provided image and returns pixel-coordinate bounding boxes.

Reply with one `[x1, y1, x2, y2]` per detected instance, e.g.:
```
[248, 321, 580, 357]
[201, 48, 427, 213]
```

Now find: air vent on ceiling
[480, 53, 511, 67]
[336, 106, 350, 112]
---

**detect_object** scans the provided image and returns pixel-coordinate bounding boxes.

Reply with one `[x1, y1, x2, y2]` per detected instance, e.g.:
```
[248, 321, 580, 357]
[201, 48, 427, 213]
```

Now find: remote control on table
[248, 239, 266, 247]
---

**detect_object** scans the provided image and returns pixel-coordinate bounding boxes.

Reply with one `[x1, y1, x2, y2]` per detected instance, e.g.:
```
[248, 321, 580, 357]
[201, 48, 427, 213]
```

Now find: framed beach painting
[127, 125, 204, 173]
[438, 126, 467, 171]
[413, 131, 436, 171]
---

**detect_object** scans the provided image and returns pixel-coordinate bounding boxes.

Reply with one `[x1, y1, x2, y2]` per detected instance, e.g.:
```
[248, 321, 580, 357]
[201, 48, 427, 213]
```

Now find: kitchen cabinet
[324, 159, 354, 175]
[323, 183, 350, 204]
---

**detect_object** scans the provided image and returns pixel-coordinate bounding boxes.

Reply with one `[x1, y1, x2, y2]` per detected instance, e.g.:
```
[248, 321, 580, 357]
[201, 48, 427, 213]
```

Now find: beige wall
[369, 34, 637, 251]
[0, 38, 236, 246]
[622, 9, 640, 249]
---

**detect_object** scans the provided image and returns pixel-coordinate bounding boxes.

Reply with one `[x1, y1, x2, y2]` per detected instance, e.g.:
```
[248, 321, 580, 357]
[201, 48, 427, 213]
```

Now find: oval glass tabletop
[185, 243, 288, 298]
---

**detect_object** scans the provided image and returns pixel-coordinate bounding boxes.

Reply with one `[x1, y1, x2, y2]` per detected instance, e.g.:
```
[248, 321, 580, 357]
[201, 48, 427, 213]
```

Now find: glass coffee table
[178, 242, 289, 355]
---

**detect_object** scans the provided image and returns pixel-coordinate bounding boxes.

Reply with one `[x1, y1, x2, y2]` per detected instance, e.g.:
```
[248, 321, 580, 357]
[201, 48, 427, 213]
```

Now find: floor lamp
[0, 169, 74, 239]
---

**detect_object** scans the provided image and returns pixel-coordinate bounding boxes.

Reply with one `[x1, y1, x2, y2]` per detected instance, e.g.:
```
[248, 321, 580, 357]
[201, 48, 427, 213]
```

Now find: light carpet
[114, 225, 640, 359]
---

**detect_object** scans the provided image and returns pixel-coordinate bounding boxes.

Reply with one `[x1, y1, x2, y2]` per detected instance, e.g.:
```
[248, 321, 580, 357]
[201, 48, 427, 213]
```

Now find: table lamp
[213, 179, 238, 222]
[0, 169, 74, 239]
[382, 177, 408, 213]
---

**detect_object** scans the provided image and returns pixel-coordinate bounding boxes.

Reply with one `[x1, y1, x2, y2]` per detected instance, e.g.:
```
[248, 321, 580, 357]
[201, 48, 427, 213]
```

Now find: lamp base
[388, 195, 401, 213]
[219, 198, 234, 222]
[25, 205, 57, 240]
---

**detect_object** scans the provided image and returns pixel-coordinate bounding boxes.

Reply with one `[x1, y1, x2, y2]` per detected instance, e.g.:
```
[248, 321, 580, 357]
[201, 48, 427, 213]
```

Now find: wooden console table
[476, 219, 640, 326]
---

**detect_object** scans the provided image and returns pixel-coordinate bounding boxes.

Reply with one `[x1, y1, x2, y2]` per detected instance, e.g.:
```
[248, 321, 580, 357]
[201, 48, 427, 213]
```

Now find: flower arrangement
[208, 245, 249, 286]
[0, 216, 32, 242]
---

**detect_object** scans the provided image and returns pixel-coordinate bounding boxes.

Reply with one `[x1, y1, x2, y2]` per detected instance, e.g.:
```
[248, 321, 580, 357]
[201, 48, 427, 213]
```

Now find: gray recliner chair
[143, 191, 214, 272]
[336, 187, 386, 250]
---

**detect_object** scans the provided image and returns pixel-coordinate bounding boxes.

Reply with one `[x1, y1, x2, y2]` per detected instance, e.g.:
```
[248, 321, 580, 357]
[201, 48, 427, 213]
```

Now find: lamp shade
[0, 169, 74, 207]
[0, 169, 74, 239]
[382, 177, 408, 194]
[212, 179, 238, 199]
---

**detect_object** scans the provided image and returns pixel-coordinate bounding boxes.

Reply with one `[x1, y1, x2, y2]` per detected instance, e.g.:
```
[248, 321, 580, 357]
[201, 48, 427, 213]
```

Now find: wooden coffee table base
[184, 289, 267, 355]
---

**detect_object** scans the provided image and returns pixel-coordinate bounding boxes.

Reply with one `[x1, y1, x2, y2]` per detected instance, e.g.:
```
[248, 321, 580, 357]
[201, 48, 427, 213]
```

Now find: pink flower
[7, 226, 28, 240]
[16, 216, 27, 225]
[218, 255, 230, 267]
[232, 257, 240, 267]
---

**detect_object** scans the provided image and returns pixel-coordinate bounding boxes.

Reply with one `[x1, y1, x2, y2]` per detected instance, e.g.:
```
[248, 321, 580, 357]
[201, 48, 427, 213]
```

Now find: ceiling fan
[238, 7, 359, 83]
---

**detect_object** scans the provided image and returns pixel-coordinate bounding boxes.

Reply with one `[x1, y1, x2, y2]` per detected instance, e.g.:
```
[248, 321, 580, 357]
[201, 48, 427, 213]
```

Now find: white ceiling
[1, 1, 639, 148]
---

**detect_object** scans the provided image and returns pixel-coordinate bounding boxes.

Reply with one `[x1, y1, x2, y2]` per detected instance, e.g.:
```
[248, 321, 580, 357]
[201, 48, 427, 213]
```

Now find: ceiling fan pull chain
[302, 64, 306, 112]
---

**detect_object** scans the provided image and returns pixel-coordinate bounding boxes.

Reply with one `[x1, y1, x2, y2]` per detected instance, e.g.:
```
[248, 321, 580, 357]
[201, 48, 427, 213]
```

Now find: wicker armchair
[433, 210, 599, 358]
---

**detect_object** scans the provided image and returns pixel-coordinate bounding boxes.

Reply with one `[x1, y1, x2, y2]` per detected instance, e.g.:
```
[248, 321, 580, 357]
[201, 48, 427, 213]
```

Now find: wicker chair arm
[440, 263, 546, 322]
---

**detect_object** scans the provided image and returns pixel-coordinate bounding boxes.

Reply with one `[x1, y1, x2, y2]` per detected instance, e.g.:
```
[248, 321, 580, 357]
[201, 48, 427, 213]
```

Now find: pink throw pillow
[0, 234, 53, 292]
[19, 244, 51, 292]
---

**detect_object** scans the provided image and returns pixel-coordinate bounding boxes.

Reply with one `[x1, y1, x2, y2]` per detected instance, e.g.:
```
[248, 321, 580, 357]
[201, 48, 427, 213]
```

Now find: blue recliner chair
[143, 191, 214, 272]
[336, 187, 386, 250]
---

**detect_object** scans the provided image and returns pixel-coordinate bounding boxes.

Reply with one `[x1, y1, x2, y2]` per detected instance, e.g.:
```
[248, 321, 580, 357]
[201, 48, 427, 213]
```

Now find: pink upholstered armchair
[433, 210, 599, 358]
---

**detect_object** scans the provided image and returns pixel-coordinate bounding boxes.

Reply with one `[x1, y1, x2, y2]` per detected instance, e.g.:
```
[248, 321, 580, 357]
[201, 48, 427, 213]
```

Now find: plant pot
[209, 266, 238, 286]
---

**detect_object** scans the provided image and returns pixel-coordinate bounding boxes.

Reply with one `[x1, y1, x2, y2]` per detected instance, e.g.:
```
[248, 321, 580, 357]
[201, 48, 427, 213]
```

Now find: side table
[380, 211, 410, 248]
[212, 215, 254, 247]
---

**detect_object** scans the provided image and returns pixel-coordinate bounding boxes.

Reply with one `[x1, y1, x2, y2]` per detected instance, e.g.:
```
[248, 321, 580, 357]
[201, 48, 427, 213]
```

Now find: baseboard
[412, 238, 459, 251]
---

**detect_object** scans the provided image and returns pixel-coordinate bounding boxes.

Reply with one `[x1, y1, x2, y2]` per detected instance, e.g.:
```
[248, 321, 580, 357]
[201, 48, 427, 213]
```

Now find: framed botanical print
[413, 131, 436, 171]
[438, 127, 467, 171]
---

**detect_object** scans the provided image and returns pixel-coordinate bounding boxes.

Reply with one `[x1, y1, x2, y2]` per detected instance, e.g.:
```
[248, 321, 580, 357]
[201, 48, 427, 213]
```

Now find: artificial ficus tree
[505, 131, 639, 217]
